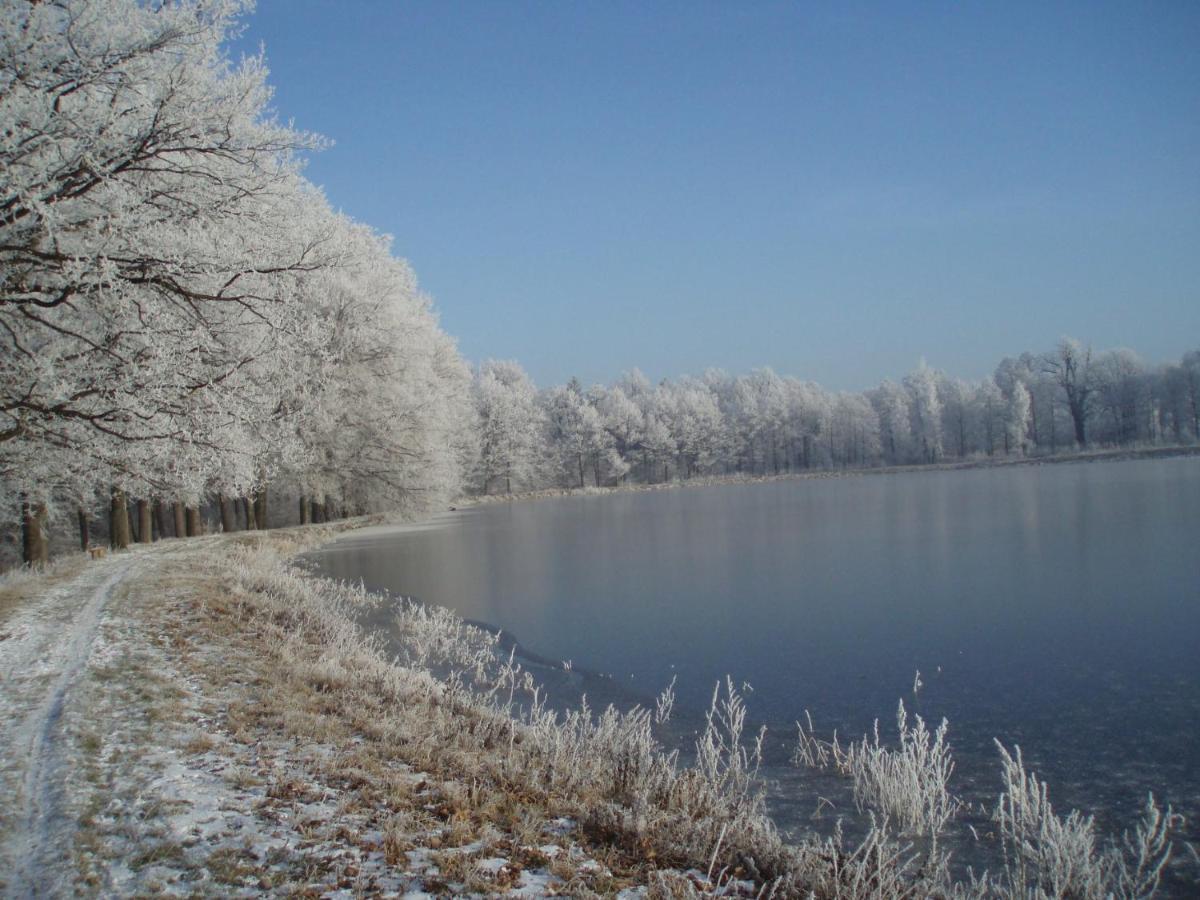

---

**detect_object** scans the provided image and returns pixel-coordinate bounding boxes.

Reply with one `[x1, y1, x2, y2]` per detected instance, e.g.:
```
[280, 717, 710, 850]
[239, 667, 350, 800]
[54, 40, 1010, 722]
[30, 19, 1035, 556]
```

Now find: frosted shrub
[794, 700, 961, 839]
[391, 598, 502, 682]
[994, 742, 1105, 897]
[516, 677, 778, 873]
[993, 742, 1181, 899]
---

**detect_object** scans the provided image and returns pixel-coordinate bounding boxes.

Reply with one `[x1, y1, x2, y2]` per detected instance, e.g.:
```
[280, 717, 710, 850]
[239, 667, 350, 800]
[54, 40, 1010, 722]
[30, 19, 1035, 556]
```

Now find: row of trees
[2, 0, 474, 565]
[471, 342, 1200, 493]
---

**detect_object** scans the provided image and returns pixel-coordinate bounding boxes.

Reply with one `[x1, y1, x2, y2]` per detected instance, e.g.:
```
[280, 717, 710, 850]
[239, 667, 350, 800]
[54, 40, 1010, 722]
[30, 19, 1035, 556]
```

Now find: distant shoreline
[465, 444, 1200, 506]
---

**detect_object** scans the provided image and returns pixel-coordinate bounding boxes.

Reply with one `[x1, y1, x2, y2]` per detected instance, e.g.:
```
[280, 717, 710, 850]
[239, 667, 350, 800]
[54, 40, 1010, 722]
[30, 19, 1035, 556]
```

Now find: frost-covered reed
[989, 741, 1180, 899]
[794, 704, 1184, 898]
[795, 700, 961, 839]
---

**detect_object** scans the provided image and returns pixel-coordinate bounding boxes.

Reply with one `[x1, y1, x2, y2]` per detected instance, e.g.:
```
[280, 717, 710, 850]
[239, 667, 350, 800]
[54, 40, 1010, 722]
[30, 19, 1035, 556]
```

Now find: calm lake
[307, 457, 1200, 876]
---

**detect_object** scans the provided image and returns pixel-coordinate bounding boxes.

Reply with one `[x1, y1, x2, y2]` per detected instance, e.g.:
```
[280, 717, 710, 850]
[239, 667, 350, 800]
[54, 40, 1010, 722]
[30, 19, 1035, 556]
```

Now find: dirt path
[0, 554, 136, 898]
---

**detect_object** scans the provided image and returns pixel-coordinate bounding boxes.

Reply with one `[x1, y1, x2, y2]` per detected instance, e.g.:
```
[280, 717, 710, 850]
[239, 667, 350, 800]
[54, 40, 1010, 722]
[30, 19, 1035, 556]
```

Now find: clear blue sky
[231, 1, 1200, 390]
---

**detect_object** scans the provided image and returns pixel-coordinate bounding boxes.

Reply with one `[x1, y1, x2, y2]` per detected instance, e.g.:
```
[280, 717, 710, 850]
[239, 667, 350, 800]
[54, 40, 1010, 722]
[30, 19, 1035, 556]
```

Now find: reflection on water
[307, 458, 1200, 880]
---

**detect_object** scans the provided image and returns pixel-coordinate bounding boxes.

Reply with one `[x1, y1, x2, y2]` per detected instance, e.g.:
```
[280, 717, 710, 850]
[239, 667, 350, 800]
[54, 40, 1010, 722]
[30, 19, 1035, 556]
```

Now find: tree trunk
[111, 489, 132, 550]
[21, 500, 49, 566]
[78, 507, 90, 551]
[254, 487, 268, 530]
[299, 495, 310, 525]
[153, 500, 166, 542]
[218, 494, 236, 533]
[185, 506, 201, 537]
[137, 499, 153, 544]
[173, 502, 186, 539]
[1068, 397, 1088, 446]
[241, 497, 256, 530]
[312, 500, 325, 524]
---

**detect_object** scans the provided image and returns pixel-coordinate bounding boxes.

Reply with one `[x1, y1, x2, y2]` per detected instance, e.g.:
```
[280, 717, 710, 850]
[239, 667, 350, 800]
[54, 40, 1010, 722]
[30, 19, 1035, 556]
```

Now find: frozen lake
[308, 457, 1200, 876]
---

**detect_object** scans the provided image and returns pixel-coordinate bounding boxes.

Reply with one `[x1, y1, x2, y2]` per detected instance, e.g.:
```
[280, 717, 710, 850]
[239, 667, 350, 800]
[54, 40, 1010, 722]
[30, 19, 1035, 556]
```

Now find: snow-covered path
[0, 554, 136, 897]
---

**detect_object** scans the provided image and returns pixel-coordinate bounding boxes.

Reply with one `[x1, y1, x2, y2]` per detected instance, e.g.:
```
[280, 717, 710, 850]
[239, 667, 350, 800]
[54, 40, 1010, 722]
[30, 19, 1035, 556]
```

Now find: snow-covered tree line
[1, 0, 473, 564]
[470, 340, 1200, 493]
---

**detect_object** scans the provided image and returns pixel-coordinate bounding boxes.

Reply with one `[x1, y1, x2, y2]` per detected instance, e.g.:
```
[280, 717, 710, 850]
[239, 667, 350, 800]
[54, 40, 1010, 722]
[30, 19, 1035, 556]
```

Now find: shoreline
[464, 444, 1200, 507]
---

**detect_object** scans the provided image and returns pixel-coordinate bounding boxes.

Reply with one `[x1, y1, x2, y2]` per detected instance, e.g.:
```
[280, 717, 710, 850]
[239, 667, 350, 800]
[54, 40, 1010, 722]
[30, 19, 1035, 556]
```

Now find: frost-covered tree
[1042, 338, 1094, 447]
[542, 380, 621, 488]
[661, 378, 724, 478]
[1182, 351, 1200, 439]
[830, 393, 881, 467]
[937, 376, 973, 459]
[474, 359, 543, 494]
[744, 368, 789, 474]
[996, 353, 1055, 453]
[1, 0, 328, 539]
[1, 0, 473, 561]
[783, 378, 824, 470]
[1092, 349, 1147, 446]
[904, 361, 943, 463]
[870, 380, 912, 465]
[1162, 351, 1200, 441]
[640, 388, 677, 482]
[975, 379, 1005, 457]
[595, 385, 644, 483]
[277, 220, 473, 517]
[1005, 380, 1032, 455]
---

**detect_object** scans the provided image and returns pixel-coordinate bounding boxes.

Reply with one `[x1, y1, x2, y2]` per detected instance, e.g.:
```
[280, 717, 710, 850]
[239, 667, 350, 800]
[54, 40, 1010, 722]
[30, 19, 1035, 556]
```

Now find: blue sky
[231, 1, 1200, 390]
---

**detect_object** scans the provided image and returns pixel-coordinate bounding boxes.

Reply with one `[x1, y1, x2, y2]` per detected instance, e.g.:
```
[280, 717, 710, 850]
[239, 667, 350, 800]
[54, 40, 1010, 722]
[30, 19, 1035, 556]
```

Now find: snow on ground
[0, 534, 762, 897]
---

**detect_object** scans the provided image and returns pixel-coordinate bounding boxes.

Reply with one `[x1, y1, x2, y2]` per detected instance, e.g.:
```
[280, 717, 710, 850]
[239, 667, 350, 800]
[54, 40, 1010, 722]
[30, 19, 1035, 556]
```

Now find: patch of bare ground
[0, 552, 92, 627]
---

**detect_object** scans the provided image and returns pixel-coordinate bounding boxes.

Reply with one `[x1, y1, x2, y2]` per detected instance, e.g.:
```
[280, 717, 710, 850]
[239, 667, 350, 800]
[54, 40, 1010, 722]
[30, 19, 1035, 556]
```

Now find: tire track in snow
[0, 558, 133, 899]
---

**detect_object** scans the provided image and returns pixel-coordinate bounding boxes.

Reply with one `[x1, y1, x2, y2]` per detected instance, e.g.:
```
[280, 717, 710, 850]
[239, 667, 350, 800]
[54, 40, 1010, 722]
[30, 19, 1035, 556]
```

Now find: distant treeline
[472, 341, 1200, 493]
